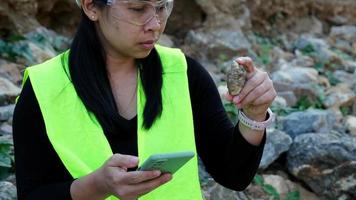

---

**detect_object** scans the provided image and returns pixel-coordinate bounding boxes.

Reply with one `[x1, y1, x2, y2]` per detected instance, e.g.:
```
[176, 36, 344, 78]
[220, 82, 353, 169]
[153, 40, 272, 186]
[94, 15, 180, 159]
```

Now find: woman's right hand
[70, 154, 172, 200]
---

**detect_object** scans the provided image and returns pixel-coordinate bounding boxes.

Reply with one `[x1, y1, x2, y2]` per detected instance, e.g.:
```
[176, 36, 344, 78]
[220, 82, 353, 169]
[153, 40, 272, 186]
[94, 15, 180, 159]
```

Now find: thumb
[235, 57, 256, 79]
[107, 154, 139, 168]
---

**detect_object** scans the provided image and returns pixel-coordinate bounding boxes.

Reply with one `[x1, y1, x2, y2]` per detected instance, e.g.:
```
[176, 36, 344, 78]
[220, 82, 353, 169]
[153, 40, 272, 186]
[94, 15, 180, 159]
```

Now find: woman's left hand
[226, 57, 277, 121]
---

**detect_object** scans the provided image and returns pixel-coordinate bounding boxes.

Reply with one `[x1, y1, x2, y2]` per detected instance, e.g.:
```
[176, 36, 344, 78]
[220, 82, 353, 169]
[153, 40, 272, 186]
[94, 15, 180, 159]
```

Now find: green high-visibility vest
[21, 45, 203, 200]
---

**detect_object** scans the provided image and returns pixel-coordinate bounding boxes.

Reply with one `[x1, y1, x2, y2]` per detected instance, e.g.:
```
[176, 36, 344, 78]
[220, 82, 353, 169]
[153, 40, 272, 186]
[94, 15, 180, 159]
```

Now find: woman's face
[95, 0, 172, 60]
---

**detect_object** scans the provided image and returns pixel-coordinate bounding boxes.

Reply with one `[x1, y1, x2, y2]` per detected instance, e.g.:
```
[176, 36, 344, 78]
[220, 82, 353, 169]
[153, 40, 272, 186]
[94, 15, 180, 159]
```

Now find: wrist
[242, 109, 268, 122]
[70, 172, 109, 200]
[237, 108, 274, 131]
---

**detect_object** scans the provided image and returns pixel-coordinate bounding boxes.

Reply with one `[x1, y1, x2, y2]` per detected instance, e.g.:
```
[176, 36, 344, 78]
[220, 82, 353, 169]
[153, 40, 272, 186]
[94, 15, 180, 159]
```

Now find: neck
[106, 53, 136, 77]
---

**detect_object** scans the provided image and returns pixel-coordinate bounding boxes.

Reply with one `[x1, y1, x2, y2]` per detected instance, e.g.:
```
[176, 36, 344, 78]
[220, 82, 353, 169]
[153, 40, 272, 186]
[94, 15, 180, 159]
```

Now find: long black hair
[64, 1, 163, 136]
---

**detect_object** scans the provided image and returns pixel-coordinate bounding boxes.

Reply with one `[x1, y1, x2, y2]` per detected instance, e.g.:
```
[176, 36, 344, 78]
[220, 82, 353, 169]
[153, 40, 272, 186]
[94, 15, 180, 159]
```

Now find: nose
[143, 15, 162, 32]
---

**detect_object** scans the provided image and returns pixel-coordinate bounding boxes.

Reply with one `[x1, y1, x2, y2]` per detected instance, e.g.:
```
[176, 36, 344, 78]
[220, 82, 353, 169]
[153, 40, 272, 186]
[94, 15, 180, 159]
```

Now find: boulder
[281, 109, 336, 139]
[287, 133, 356, 200]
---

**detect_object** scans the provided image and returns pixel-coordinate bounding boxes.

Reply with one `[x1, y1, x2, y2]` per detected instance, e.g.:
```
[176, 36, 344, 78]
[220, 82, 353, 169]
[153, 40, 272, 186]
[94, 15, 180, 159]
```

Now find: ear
[81, 0, 101, 21]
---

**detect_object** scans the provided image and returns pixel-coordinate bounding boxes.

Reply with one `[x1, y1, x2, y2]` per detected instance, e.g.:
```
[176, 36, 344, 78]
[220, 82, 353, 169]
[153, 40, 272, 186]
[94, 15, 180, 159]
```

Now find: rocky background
[0, 0, 356, 199]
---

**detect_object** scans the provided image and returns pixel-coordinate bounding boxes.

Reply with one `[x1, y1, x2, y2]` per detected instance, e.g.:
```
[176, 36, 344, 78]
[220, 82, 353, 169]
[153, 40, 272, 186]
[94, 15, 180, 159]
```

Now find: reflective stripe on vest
[21, 45, 203, 200]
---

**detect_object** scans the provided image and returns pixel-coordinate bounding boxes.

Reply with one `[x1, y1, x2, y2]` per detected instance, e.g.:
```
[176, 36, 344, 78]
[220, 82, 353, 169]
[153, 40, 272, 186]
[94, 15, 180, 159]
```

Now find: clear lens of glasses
[110, 0, 174, 26]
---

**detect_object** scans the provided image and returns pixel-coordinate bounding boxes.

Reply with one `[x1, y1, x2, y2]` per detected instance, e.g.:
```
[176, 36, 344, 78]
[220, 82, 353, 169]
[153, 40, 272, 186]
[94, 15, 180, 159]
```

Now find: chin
[135, 49, 153, 59]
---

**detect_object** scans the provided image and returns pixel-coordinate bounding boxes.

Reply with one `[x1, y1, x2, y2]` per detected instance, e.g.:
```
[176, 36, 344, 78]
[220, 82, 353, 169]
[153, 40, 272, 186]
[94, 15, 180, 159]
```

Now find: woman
[12, 0, 276, 199]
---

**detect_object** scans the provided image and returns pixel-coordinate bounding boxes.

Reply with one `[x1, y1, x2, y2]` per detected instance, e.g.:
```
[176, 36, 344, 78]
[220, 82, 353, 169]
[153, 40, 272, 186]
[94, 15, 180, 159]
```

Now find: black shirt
[12, 56, 266, 200]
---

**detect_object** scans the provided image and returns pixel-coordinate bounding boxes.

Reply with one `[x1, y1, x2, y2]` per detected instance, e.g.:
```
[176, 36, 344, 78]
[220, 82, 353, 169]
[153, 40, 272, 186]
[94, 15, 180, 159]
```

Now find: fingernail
[233, 96, 240, 104]
[131, 157, 138, 164]
[154, 171, 161, 176]
[164, 174, 172, 181]
[236, 96, 240, 102]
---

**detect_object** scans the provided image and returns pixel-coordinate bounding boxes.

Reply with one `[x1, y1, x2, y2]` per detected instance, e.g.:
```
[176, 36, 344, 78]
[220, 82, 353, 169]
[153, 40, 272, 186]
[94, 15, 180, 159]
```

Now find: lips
[139, 40, 156, 49]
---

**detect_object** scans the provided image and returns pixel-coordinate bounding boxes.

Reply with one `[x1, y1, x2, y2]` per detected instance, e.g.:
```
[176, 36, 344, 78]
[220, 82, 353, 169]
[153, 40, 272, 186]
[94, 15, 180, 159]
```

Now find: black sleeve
[186, 56, 266, 191]
[12, 78, 74, 200]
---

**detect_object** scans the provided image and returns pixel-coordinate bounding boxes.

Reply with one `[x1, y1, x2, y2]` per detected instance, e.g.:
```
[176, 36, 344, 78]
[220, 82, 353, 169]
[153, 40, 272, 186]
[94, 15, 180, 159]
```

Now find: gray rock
[281, 109, 336, 139]
[259, 129, 292, 169]
[202, 179, 252, 200]
[277, 91, 297, 107]
[271, 67, 322, 101]
[0, 27, 70, 66]
[194, 0, 251, 30]
[323, 84, 356, 108]
[0, 181, 17, 200]
[271, 67, 319, 85]
[271, 96, 287, 108]
[293, 36, 340, 64]
[330, 26, 356, 43]
[287, 133, 356, 200]
[341, 60, 356, 74]
[345, 116, 356, 137]
[331, 39, 353, 55]
[0, 105, 15, 122]
[0, 60, 23, 86]
[0, 78, 21, 105]
[291, 16, 323, 35]
[162, 0, 205, 37]
[263, 174, 320, 200]
[0, 123, 12, 135]
[185, 29, 251, 62]
[333, 70, 356, 86]
[157, 34, 175, 48]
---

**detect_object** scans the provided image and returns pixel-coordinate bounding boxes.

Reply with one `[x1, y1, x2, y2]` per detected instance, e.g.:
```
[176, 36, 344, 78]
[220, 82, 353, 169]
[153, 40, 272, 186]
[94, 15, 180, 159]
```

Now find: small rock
[0, 181, 17, 200]
[0, 77, 21, 105]
[323, 84, 356, 108]
[0, 123, 12, 135]
[0, 60, 23, 86]
[333, 70, 356, 86]
[0, 105, 15, 122]
[330, 26, 356, 43]
[227, 61, 247, 96]
[217, 85, 228, 99]
[277, 91, 297, 107]
[271, 96, 287, 108]
[346, 116, 356, 136]
[341, 60, 356, 74]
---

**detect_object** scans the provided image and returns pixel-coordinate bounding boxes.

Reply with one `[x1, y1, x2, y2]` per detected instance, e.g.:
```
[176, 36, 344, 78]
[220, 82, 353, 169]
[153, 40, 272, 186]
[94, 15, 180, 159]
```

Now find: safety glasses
[107, 0, 174, 26]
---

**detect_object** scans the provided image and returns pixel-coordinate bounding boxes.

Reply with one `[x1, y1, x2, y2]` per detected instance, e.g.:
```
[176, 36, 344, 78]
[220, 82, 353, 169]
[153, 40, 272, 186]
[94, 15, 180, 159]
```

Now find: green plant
[253, 175, 280, 200]
[270, 104, 298, 116]
[0, 136, 14, 180]
[299, 44, 315, 55]
[294, 95, 324, 111]
[217, 54, 229, 64]
[325, 71, 341, 86]
[250, 34, 275, 65]
[253, 174, 300, 200]
[222, 100, 238, 124]
[332, 48, 354, 61]
[340, 106, 351, 117]
[6, 34, 26, 43]
[285, 191, 300, 200]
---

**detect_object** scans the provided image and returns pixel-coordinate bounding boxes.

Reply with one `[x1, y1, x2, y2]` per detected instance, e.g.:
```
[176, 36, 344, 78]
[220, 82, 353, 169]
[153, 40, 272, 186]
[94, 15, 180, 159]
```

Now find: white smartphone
[137, 151, 195, 174]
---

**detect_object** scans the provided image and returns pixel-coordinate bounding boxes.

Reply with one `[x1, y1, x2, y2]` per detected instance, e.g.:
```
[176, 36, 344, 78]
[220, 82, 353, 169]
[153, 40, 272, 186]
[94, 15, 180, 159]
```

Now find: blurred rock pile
[0, 0, 355, 199]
